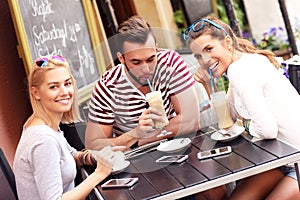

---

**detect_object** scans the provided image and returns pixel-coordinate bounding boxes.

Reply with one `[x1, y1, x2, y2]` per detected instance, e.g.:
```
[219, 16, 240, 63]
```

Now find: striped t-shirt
[88, 48, 195, 136]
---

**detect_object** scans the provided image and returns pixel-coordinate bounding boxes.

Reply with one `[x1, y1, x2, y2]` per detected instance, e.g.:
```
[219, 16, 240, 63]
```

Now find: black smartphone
[101, 178, 139, 189]
[155, 155, 188, 163]
[197, 146, 232, 160]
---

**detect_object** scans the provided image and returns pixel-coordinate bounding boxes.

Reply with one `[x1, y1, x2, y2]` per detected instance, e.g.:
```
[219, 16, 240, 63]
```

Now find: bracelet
[243, 119, 251, 132]
[79, 149, 96, 166]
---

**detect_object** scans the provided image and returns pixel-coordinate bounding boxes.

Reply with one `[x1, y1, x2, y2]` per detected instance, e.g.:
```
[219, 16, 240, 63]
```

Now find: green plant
[217, 0, 246, 30]
[173, 10, 186, 33]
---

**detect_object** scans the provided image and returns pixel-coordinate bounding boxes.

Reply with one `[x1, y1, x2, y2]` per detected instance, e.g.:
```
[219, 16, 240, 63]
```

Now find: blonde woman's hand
[92, 146, 128, 175]
[94, 159, 112, 179]
[92, 146, 115, 175]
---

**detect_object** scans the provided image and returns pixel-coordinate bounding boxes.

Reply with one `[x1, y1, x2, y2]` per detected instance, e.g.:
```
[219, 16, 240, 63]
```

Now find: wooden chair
[0, 148, 18, 200]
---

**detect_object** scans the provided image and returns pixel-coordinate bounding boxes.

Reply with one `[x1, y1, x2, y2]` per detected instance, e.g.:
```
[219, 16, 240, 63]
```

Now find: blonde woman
[14, 55, 120, 200]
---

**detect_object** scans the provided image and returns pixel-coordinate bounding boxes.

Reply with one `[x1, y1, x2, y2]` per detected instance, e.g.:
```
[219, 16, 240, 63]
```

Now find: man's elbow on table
[189, 114, 201, 132]
[187, 98, 201, 133]
[179, 112, 200, 135]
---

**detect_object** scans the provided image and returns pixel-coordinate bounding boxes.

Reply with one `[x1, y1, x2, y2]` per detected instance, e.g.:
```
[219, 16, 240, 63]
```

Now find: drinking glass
[210, 91, 234, 129]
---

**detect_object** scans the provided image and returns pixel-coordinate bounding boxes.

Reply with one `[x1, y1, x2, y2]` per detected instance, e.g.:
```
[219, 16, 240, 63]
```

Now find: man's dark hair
[117, 15, 156, 54]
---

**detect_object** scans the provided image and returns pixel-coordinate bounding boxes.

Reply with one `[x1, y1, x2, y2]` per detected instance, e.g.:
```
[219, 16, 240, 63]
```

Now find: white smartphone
[156, 155, 188, 163]
[101, 177, 139, 189]
[197, 146, 232, 160]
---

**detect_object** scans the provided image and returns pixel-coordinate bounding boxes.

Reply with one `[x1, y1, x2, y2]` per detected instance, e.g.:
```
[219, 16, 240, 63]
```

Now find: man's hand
[136, 107, 164, 139]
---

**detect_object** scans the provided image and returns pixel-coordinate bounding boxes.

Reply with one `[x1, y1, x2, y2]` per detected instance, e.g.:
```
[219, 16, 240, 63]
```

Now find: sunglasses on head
[35, 55, 65, 67]
[183, 18, 228, 40]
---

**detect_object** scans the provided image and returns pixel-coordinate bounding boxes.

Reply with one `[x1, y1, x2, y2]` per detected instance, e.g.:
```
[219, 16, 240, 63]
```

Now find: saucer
[210, 125, 245, 142]
[111, 161, 130, 175]
[157, 138, 191, 153]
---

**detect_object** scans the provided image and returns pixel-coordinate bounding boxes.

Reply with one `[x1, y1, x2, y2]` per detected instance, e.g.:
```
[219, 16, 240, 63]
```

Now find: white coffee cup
[112, 151, 126, 169]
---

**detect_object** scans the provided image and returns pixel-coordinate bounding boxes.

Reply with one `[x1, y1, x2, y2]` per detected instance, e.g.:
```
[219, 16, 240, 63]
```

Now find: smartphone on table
[101, 177, 139, 189]
[155, 155, 188, 163]
[197, 146, 232, 160]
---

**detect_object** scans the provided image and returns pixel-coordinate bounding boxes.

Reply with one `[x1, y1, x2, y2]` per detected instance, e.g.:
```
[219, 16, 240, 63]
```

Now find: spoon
[210, 126, 231, 138]
[217, 129, 231, 138]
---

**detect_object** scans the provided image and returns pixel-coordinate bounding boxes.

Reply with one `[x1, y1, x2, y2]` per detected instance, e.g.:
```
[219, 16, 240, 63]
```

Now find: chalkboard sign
[9, 0, 103, 103]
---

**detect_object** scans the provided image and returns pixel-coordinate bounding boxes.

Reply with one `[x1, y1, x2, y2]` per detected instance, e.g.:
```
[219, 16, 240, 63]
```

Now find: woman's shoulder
[25, 117, 45, 127]
[228, 54, 266, 79]
[18, 125, 61, 154]
[242, 53, 270, 63]
[233, 53, 271, 70]
[23, 118, 59, 136]
[23, 125, 58, 141]
[24, 124, 52, 132]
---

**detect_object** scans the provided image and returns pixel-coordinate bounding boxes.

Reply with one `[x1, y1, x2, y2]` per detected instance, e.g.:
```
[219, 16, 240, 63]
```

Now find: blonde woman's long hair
[24, 55, 81, 128]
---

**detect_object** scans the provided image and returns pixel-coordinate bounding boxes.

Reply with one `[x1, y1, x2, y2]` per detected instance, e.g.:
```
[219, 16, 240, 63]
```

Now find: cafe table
[83, 127, 300, 200]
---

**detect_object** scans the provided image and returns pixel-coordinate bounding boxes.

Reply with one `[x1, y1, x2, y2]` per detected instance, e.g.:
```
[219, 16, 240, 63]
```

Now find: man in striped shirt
[85, 16, 200, 150]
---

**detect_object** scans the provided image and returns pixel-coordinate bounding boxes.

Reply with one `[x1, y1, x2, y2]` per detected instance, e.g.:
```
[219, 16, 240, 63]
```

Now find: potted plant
[253, 27, 292, 59]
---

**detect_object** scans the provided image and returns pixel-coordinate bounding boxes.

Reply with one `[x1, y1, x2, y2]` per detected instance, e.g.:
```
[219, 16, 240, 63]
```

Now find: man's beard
[124, 63, 152, 87]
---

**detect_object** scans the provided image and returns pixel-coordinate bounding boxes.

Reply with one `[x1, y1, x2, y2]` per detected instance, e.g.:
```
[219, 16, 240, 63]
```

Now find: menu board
[9, 0, 100, 95]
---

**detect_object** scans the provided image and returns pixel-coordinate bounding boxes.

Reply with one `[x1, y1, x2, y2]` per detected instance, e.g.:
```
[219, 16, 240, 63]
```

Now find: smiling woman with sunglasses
[186, 16, 300, 200]
[13, 55, 123, 200]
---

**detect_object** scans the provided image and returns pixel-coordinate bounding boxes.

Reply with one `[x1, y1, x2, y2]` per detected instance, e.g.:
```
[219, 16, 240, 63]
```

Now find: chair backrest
[60, 123, 86, 151]
[60, 105, 89, 151]
[288, 64, 300, 94]
[0, 148, 18, 200]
